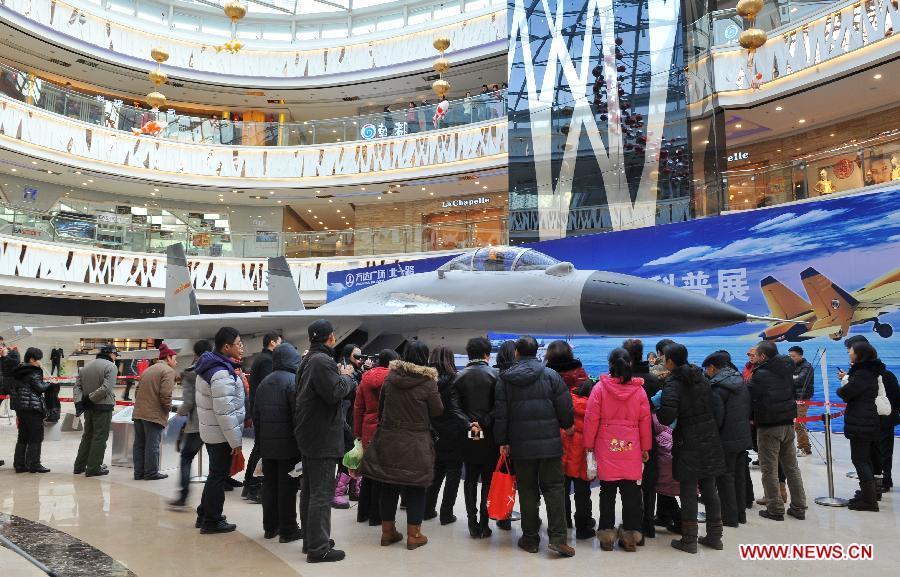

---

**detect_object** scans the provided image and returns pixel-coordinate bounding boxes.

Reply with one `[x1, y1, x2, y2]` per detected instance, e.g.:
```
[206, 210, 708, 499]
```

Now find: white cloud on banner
[749, 208, 848, 233]
[646, 245, 714, 266]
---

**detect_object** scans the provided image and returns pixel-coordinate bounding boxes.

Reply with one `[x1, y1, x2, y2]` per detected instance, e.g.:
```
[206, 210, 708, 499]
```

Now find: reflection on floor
[0, 419, 896, 577]
[0, 513, 134, 577]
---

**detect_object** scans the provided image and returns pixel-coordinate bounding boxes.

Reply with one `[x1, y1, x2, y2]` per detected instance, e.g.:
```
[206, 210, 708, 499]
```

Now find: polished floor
[0, 418, 896, 576]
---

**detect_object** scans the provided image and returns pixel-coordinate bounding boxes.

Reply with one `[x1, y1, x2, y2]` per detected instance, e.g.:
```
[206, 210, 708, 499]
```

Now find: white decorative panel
[0, 94, 507, 183]
[1, 0, 505, 82]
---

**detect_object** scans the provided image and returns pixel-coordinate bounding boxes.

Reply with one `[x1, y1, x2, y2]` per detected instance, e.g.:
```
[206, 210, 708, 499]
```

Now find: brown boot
[406, 524, 428, 550]
[779, 482, 787, 503]
[617, 526, 640, 552]
[380, 521, 403, 546]
[597, 528, 616, 551]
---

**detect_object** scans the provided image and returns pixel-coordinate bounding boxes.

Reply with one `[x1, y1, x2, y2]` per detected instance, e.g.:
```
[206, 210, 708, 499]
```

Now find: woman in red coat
[353, 349, 399, 525]
[545, 340, 596, 540]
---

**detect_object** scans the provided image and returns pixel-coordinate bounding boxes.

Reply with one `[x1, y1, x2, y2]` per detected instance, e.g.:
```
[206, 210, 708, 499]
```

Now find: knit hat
[100, 344, 118, 356]
[158, 342, 177, 360]
[308, 319, 334, 343]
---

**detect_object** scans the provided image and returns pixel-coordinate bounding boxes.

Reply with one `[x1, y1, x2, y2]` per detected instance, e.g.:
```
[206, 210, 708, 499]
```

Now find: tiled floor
[0, 418, 896, 576]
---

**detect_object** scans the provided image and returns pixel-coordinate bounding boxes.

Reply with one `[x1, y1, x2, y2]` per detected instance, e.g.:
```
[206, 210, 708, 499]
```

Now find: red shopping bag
[230, 450, 245, 476]
[486, 454, 517, 520]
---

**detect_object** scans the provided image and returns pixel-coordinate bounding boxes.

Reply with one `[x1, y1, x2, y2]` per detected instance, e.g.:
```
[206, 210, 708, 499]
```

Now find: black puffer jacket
[709, 366, 753, 453]
[432, 373, 466, 461]
[633, 361, 661, 401]
[837, 359, 883, 442]
[254, 344, 301, 461]
[0, 348, 20, 395]
[792, 359, 814, 400]
[454, 360, 500, 464]
[749, 355, 797, 427]
[248, 348, 274, 416]
[10, 364, 50, 415]
[658, 365, 726, 480]
[493, 357, 574, 460]
[294, 343, 357, 460]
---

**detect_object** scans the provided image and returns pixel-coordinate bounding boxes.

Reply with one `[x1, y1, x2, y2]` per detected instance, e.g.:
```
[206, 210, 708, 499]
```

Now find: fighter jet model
[759, 266, 900, 342]
[33, 245, 758, 351]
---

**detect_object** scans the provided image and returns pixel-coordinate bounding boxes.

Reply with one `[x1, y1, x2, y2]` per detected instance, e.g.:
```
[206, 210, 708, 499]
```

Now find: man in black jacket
[243, 332, 282, 503]
[703, 352, 752, 527]
[294, 320, 356, 563]
[0, 337, 21, 468]
[454, 336, 500, 539]
[750, 341, 807, 521]
[495, 336, 575, 557]
[255, 342, 302, 543]
[788, 346, 814, 456]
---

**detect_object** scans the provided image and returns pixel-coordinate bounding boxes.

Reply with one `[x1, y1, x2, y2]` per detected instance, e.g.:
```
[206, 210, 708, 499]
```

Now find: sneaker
[758, 510, 784, 522]
[786, 508, 805, 520]
[200, 520, 237, 534]
[548, 543, 575, 557]
[307, 548, 345, 563]
[517, 536, 539, 554]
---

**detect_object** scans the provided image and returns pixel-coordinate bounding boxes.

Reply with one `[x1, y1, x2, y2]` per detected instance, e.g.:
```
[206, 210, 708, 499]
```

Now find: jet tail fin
[165, 243, 199, 317]
[760, 275, 812, 320]
[800, 267, 859, 322]
[267, 257, 304, 312]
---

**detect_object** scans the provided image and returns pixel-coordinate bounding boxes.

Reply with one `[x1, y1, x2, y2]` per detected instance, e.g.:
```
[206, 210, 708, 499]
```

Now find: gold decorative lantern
[151, 47, 169, 64]
[218, 1, 247, 53]
[735, 0, 767, 66]
[431, 36, 451, 98]
[145, 91, 167, 109]
[148, 69, 167, 86]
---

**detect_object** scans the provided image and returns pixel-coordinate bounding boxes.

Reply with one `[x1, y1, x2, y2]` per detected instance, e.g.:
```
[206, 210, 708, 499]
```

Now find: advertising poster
[327, 188, 900, 432]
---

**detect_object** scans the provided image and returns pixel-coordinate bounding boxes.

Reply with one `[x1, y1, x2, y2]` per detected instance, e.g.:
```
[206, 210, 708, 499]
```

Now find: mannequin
[891, 154, 900, 181]
[814, 168, 836, 195]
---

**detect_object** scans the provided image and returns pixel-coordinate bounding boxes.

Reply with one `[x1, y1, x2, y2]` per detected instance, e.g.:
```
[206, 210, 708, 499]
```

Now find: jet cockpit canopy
[438, 247, 560, 272]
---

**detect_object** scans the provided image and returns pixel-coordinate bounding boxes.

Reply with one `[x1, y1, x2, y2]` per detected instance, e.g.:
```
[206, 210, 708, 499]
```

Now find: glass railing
[0, 203, 509, 258]
[0, 63, 507, 147]
[710, 130, 900, 213]
[687, 0, 837, 54]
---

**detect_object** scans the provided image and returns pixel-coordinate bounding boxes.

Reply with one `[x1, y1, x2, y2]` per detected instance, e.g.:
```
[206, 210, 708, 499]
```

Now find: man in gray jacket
[73, 345, 119, 477]
[294, 320, 356, 563]
[194, 327, 246, 534]
[169, 340, 213, 509]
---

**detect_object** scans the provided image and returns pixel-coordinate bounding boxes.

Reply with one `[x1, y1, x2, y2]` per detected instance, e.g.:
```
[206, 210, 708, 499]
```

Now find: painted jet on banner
[759, 267, 900, 341]
[33, 245, 764, 352]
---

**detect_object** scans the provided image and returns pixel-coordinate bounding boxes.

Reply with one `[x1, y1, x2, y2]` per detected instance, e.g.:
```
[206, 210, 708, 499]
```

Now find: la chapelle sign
[441, 196, 490, 209]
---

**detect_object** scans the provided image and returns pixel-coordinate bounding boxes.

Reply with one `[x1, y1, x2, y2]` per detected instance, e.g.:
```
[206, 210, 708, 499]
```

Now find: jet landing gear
[873, 321, 894, 339]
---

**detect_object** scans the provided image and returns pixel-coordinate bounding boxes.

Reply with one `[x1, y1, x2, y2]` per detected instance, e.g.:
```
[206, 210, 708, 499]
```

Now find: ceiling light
[75, 171, 82, 175]
[703, 140, 710, 144]
[31, 161, 37, 165]
[82, 182, 87, 186]
[377, 196, 382, 200]
[232, 189, 238, 193]
[421, 187, 427, 191]
[482, 186, 488, 189]
[307, 209, 312, 213]
[830, 133, 835, 137]
[734, 124, 742, 128]
[336, 209, 341, 213]
[474, 181, 480, 184]
[10, 168, 16, 172]
[315, 190, 321, 194]
[328, 199, 333, 203]
[88, 179, 93, 182]
[47, 170, 53, 174]
[692, 126, 700, 131]
[153, 188, 159, 192]
[277, 200, 282, 204]
[874, 73, 882, 80]
[775, 106, 783, 111]
[361, 187, 365, 191]
[151, 192, 156, 196]
[269, 191, 275, 195]
[798, 119, 806, 124]
[429, 192, 434, 196]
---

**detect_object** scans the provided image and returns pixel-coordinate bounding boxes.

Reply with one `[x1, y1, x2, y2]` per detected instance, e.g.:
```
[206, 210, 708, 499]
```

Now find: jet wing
[800, 267, 857, 328]
[760, 275, 813, 320]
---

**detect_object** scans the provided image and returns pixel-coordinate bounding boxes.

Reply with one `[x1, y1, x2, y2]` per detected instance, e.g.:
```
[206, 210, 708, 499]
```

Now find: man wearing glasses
[194, 327, 246, 534]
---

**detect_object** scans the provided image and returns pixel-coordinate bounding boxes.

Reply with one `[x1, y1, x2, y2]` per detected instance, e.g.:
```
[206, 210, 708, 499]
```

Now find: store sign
[727, 151, 749, 162]
[442, 196, 490, 209]
[360, 123, 377, 140]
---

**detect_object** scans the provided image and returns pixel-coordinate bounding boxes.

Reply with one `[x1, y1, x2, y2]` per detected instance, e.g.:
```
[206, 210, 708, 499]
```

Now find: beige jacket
[133, 361, 176, 427]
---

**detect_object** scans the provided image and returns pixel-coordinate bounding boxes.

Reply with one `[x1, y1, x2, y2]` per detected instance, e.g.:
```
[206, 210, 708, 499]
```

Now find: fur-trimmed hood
[387, 360, 438, 388]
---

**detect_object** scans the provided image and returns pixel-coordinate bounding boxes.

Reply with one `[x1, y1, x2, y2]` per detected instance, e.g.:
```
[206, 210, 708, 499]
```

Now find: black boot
[463, 481, 481, 538]
[848, 481, 879, 512]
[698, 519, 724, 550]
[26, 442, 50, 473]
[671, 520, 698, 554]
[13, 443, 27, 473]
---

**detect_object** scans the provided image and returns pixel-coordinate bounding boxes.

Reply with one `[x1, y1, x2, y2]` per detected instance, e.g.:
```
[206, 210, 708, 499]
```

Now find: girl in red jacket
[546, 340, 596, 540]
[583, 348, 652, 552]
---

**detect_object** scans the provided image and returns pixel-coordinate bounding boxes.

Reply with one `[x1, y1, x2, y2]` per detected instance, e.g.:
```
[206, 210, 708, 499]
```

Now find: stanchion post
[815, 350, 848, 507]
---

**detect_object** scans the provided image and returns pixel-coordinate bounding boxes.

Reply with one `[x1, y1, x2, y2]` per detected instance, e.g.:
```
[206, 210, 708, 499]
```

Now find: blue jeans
[132, 419, 164, 479]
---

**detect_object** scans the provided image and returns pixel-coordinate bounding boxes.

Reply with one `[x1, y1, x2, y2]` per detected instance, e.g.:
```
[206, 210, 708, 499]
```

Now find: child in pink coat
[583, 348, 652, 552]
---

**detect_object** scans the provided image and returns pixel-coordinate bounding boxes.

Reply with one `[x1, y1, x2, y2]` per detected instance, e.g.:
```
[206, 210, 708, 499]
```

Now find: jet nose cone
[580, 272, 748, 336]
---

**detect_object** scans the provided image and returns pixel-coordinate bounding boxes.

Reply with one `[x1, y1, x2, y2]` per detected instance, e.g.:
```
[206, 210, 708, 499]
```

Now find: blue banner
[328, 189, 900, 432]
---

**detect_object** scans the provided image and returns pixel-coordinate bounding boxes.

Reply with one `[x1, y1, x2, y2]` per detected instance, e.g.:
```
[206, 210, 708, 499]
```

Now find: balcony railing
[0, 62, 507, 147]
[0, 203, 509, 258]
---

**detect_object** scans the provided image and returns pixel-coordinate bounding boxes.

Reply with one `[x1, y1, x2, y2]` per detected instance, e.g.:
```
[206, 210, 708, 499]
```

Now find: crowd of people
[0, 323, 897, 563]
